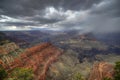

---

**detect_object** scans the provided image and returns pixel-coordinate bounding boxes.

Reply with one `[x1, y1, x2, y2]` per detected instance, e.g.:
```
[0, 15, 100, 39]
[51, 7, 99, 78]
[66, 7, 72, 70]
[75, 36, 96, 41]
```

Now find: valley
[0, 31, 120, 80]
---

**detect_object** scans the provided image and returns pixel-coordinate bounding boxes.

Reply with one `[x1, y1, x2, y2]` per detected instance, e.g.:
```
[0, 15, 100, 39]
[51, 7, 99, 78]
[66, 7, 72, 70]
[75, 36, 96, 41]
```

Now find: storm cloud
[0, 0, 120, 33]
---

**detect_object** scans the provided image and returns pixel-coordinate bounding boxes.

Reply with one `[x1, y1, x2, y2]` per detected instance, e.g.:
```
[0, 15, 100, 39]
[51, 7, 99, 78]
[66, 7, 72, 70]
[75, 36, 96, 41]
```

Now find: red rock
[5, 42, 62, 80]
[88, 62, 114, 80]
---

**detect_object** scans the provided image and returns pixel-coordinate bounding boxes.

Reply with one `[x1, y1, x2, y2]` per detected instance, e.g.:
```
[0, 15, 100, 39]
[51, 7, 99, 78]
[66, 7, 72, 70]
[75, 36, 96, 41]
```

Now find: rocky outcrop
[0, 42, 19, 54]
[5, 42, 62, 80]
[88, 62, 114, 80]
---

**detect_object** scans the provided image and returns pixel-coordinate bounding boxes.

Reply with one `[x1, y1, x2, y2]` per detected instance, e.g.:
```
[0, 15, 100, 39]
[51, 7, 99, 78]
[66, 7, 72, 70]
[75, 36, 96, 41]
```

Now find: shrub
[72, 72, 84, 80]
[0, 65, 8, 80]
[10, 67, 34, 80]
[114, 61, 120, 80]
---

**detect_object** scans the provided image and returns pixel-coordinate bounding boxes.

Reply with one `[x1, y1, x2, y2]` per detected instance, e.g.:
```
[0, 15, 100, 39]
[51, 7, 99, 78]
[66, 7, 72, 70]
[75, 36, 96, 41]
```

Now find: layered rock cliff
[4, 42, 62, 80]
[88, 62, 114, 80]
[0, 42, 19, 54]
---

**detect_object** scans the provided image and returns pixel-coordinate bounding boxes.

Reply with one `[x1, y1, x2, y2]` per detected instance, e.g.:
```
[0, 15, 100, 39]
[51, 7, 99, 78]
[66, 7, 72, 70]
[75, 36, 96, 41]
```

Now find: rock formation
[88, 62, 114, 80]
[0, 42, 19, 54]
[5, 42, 62, 80]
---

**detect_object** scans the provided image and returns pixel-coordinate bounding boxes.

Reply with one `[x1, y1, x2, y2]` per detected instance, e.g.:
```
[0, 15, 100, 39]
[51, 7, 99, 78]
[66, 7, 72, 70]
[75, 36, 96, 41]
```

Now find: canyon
[0, 31, 120, 80]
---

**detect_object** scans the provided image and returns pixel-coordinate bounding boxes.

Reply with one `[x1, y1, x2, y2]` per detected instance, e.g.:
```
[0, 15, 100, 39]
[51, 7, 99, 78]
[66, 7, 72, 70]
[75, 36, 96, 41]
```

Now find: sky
[0, 0, 120, 33]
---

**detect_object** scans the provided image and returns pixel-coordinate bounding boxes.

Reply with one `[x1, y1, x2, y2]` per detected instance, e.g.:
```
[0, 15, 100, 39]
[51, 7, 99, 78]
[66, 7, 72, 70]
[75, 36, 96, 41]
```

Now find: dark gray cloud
[0, 0, 120, 33]
[0, 0, 101, 17]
